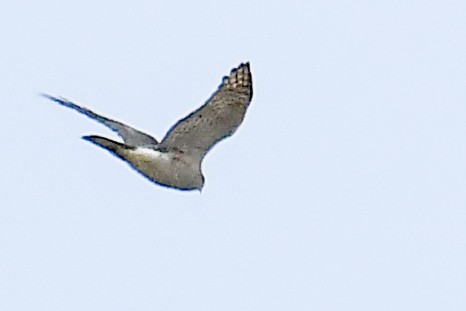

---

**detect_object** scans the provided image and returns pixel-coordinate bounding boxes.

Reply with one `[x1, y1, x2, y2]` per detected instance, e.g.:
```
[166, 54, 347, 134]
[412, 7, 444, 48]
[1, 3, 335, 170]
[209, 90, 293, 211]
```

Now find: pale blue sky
[1, 1, 466, 310]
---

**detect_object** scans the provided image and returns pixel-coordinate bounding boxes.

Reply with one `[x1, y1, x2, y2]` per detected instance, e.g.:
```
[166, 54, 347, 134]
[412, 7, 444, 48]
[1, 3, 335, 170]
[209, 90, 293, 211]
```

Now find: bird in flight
[43, 62, 253, 191]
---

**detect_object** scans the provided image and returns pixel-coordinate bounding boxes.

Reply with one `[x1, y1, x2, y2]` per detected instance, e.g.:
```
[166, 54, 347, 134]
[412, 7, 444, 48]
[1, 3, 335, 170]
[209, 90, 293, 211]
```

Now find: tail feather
[82, 135, 131, 157]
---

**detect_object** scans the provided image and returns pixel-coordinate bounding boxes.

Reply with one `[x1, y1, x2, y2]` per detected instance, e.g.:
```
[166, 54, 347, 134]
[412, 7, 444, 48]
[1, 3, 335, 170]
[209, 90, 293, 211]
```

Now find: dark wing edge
[158, 62, 252, 155]
[42, 94, 159, 146]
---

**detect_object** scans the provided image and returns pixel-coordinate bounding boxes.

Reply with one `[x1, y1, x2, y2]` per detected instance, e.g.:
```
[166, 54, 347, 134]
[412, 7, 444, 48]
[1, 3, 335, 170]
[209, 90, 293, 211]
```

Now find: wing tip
[40, 93, 57, 102]
[231, 62, 250, 74]
[222, 61, 252, 91]
[40, 93, 72, 107]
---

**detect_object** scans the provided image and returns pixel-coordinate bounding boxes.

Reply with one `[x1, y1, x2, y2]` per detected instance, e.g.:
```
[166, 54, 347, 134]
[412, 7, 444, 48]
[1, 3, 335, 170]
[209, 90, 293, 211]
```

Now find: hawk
[43, 63, 253, 191]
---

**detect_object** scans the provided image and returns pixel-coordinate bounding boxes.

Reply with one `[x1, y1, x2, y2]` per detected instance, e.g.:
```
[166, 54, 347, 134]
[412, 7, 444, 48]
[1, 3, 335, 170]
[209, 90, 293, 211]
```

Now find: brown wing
[158, 62, 253, 156]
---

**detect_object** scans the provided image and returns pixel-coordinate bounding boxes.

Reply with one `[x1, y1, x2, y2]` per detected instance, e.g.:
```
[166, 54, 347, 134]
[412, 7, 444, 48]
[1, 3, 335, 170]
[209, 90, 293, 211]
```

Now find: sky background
[1, 1, 466, 310]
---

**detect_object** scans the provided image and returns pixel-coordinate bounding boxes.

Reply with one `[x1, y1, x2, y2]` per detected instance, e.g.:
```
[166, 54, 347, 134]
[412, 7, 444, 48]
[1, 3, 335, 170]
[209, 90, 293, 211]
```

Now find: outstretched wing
[159, 62, 252, 156]
[43, 94, 159, 147]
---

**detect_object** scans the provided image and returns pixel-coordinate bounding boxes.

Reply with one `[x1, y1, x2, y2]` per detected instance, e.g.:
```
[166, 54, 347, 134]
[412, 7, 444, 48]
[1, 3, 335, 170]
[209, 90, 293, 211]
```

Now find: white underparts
[130, 147, 171, 162]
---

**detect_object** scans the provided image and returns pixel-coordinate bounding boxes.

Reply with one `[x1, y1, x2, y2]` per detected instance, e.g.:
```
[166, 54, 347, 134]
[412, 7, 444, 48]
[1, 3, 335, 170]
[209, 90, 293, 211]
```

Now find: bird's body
[44, 63, 253, 191]
[91, 138, 204, 190]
